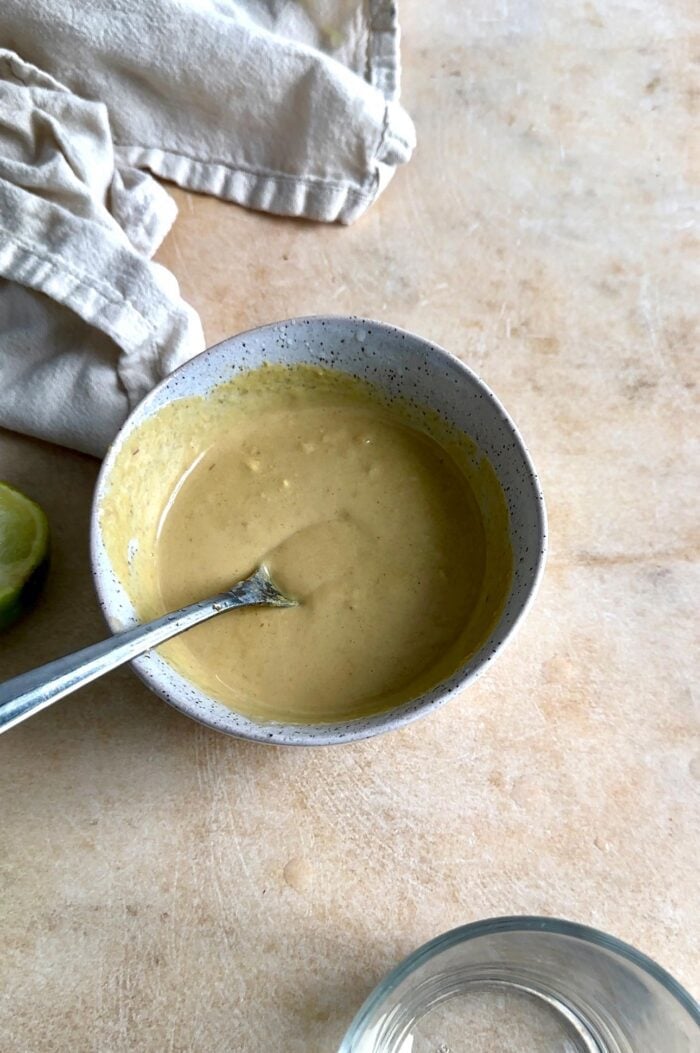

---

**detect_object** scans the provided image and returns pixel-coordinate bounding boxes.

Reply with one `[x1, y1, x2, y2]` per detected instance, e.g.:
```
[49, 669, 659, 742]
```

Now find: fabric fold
[0, 51, 204, 455]
[0, 2, 414, 455]
[1, 0, 415, 224]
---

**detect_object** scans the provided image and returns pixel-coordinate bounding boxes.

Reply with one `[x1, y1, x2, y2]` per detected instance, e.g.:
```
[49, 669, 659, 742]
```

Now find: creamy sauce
[101, 366, 513, 723]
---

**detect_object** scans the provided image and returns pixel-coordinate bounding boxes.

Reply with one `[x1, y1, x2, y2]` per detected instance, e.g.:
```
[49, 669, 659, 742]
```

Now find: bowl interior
[91, 317, 546, 744]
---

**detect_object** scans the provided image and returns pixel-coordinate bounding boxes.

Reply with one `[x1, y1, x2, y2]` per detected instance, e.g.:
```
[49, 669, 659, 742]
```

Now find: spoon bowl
[0, 566, 295, 734]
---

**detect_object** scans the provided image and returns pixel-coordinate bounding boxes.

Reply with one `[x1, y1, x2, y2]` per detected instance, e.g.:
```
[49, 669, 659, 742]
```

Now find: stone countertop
[1, 2, 698, 1050]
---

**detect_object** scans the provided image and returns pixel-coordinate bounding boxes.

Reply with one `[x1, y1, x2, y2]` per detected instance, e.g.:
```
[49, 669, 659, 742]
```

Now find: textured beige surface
[1, 2, 699, 1050]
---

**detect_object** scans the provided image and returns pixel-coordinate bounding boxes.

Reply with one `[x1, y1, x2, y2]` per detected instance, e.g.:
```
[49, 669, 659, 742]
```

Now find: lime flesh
[0, 482, 50, 630]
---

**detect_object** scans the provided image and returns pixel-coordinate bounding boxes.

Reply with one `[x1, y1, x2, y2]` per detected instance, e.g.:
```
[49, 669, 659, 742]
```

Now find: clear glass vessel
[339, 916, 699, 1053]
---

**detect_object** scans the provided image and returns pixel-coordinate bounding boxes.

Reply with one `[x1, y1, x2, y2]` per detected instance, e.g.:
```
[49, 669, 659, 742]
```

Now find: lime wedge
[0, 482, 50, 630]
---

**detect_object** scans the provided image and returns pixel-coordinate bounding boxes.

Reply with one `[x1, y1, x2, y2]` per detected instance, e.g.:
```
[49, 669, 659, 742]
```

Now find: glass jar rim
[339, 914, 700, 1050]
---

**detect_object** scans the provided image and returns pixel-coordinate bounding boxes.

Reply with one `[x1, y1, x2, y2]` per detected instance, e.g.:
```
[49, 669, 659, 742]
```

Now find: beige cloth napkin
[0, 2, 414, 455]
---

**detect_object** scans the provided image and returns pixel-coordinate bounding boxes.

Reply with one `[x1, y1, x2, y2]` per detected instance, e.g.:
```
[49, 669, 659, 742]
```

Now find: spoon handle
[0, 569, 288, 734]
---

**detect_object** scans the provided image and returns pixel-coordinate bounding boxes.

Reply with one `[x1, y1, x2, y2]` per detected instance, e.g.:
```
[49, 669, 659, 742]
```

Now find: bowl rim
[338, 914, 700, 1049]
[90, 315, 548, 745]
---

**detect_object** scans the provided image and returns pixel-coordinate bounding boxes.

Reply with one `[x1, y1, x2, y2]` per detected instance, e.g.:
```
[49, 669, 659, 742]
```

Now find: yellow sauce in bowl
[101, 365, 512, 723]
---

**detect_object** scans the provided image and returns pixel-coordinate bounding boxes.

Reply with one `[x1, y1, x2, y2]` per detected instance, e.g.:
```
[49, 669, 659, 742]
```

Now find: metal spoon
[0, 566, 296, 734]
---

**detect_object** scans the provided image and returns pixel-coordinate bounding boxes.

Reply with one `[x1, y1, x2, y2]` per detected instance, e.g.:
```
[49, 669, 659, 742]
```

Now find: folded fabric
[0, 2, 415, 455]
[1, 0, 414, 224]
[0, 51, 205, 455]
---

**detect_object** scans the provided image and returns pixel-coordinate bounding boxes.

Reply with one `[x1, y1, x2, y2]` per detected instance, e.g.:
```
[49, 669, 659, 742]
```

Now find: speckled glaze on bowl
[91, 317, 547, 745]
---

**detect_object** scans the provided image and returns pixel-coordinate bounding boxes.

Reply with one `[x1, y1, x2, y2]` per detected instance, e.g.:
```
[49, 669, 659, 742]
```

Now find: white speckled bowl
[91, 317, 546, 745]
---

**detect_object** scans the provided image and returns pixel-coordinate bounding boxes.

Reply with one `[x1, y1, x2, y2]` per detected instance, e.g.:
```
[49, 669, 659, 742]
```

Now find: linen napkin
[0, 1, 415, 456]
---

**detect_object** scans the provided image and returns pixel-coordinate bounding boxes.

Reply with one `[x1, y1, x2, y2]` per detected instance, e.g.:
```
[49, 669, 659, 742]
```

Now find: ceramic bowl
[91, 316, 546, 745]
